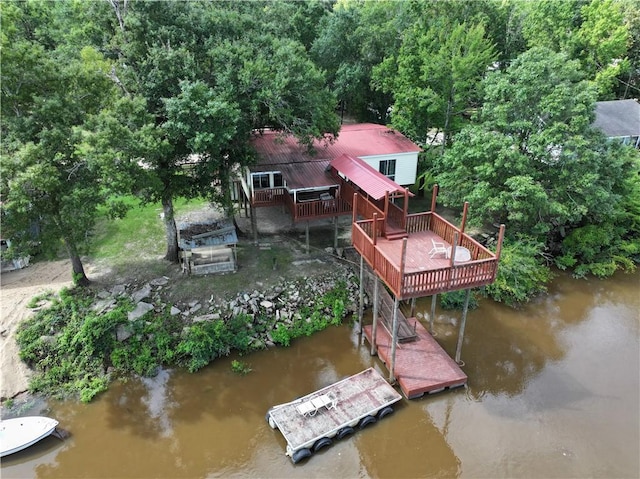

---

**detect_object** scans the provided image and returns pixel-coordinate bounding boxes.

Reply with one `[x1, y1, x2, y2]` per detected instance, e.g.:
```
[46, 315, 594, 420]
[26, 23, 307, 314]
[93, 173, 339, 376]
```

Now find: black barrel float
[358, 415, 377, 429]
[377, 406, 394, 419]
[291, 448, 312, 464]
[336, 426, 355, 440]
[312, 437, 332, 452]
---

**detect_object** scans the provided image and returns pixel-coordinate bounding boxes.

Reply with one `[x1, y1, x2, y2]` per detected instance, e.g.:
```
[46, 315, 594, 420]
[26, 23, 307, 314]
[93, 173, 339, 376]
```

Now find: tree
[1, 2, 119, 286]
[101, 1, 339, 262]
[575, 0, 631, 97]
[517, 0, 633, 98]
[373, 18, 496, 146]
[311, 0, 411, 122]
[435, 47, 639, 277]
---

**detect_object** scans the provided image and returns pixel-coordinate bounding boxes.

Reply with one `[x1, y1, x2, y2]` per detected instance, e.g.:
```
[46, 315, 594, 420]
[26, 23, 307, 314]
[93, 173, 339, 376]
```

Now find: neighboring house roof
[251, 123, 422, 167]
[593, 99, 640, 138]
[330, 154, 407, 201]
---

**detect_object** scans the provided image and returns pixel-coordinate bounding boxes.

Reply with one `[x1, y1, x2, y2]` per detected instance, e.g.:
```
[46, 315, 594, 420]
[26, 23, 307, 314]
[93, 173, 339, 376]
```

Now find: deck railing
[252, 188, 287, 206]
[354, 211, 499, 299]
[291, 195, 352, 222]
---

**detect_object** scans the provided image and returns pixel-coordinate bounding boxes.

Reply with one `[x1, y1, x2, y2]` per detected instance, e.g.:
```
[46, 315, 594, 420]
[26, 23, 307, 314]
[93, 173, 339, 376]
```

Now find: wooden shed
[178, 219, 238, 275]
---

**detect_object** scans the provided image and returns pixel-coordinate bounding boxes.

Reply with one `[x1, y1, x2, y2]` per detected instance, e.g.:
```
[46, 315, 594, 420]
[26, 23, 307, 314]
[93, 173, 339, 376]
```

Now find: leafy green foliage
[440, 290, 479, 310]
[231, 360, 252, 375]
[482, 238, 553, 307]
[435, 47, 639, 278]
[374, 18, 496, 145]
[16, 288, 128, 402]
[270, 280, 350, 347]
[1, 2, 121, 284]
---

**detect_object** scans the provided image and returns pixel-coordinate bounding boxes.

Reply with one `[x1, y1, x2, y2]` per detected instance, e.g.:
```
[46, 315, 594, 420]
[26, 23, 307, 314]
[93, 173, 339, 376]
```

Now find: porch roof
[330, 154, 410, 201]
[253, 159, 338, 190]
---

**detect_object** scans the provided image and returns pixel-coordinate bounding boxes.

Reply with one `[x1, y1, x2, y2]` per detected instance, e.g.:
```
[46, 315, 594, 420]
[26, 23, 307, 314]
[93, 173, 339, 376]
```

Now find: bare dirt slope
[1, 260, 73, 400]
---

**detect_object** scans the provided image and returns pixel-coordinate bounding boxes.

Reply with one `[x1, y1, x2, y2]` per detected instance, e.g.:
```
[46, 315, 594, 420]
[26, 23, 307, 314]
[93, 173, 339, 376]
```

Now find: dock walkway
[267, 368, 402, 462]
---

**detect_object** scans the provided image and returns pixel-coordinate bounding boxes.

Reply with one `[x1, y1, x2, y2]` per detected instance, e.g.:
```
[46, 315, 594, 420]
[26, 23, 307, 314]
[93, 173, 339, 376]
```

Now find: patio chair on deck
[429, 238, 448, 258]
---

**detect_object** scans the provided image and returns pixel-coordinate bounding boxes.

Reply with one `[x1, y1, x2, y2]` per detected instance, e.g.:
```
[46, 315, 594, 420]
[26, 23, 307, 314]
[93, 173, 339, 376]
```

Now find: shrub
[231, 359, 252, 375]
[482, 237, 553, 307]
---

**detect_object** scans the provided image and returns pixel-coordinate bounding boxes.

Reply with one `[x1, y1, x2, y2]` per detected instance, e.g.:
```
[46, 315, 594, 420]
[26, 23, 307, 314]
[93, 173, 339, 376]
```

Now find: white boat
[0, 416, 59, 457]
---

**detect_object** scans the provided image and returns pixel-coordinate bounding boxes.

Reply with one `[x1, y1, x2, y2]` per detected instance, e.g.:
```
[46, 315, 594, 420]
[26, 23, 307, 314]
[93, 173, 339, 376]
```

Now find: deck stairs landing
[363, 269, 417, 343]
[384, 219, 408, 241]
[384, 228, 408, 241]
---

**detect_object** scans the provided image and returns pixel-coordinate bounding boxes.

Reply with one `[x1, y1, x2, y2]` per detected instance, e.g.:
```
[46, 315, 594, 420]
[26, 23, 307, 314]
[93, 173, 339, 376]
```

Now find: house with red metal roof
[235, 123, 421, 229]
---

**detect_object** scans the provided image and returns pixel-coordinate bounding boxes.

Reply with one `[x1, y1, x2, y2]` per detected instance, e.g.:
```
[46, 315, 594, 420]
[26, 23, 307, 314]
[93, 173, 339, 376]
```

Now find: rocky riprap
[94, 262, 366, 348]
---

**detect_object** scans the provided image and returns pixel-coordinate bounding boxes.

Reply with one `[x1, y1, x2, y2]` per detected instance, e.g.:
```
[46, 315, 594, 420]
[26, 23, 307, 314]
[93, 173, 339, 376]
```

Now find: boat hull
[0, 416, 59, 457]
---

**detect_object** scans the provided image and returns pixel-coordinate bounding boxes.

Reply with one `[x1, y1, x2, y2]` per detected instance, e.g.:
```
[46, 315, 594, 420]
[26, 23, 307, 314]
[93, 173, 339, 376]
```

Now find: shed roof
[251, 123, 421, 167]
[593, 99, 640, 137]
[330, 154, 408, 201]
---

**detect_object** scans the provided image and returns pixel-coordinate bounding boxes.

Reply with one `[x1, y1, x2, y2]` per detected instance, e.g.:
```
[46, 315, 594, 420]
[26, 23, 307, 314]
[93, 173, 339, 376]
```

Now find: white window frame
[379, 159, 396, 181]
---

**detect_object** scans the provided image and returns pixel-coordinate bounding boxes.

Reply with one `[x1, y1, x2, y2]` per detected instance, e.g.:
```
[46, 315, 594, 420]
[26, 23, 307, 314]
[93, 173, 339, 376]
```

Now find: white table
[447, 246, 471, 262]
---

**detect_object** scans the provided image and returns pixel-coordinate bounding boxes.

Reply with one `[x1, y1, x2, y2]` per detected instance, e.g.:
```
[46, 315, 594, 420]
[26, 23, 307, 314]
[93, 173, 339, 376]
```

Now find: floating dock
[364, 321, 467, 399]
[266, 368, 402, 463]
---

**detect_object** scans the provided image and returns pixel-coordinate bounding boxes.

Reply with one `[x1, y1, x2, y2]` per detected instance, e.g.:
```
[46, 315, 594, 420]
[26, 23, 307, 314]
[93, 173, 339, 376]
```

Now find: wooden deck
[364, 321, 467, 399]
[267, 368, 402, 461]
[352, 211, 503, 299]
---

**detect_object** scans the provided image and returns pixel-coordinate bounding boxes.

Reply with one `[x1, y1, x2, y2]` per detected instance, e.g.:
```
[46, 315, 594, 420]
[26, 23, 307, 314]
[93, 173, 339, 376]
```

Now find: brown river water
[2, 270, 638, 478]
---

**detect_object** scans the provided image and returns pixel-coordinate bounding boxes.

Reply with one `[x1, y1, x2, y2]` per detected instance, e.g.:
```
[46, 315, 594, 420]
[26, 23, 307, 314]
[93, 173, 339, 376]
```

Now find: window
[273, 172, 284, 187]
[252, 173, 270, 189]
[379, 159, 396, 181]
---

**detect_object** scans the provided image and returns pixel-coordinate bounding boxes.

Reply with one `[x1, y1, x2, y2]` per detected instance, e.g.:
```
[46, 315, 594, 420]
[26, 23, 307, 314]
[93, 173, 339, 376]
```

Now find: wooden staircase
[384, 223, 408, 241]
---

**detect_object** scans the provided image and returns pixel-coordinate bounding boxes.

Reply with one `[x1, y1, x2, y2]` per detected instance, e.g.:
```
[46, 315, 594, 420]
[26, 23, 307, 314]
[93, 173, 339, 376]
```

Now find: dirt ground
[1, 260, 74, 400]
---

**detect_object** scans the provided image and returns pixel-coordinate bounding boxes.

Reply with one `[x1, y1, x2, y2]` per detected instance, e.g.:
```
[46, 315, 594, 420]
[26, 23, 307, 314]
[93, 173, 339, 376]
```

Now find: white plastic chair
[428, 238, 447, 258]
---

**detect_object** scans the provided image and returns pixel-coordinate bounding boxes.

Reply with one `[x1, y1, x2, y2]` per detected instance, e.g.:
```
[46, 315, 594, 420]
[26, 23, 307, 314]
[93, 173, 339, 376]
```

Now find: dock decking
[364, 321, 467, 399]
[267, 368, 402, 461]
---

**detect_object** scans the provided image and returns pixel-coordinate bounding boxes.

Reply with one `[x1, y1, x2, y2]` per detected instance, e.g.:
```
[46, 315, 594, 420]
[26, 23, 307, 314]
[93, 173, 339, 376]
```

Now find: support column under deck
[454, 289, 472, 365]
[370, 276, 379, 356]
[358, 254, 364, 334]
[250, 205, 258, 245]
[389, 295, 399, 383]
[430, 294, 437, 334]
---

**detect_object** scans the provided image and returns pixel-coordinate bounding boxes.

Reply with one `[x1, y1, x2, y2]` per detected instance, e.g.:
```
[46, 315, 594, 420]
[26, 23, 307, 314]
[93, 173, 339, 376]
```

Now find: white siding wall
[361, 152, 419, 186]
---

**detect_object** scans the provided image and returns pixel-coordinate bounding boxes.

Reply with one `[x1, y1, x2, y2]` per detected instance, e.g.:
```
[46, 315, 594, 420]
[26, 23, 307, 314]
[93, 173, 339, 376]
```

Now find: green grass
[91, 196, 208, 263]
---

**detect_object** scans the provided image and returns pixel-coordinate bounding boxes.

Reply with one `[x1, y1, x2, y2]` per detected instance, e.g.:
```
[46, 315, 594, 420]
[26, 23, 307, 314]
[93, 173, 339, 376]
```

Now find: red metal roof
[330, 154, 406, 201]
[251, 123, 421, 167]
[254, 160, 337, 190]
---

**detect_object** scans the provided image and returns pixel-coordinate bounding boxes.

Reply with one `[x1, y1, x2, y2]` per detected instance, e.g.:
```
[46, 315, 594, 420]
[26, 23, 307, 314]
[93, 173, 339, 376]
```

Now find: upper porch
[351, 187, 505, 300]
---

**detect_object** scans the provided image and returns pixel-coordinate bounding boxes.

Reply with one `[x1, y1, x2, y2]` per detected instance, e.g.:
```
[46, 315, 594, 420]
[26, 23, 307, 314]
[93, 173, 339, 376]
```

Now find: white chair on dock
[311, 394, 337, 411]
[429, 238, 447, 258]
[296, 400, 317, 417]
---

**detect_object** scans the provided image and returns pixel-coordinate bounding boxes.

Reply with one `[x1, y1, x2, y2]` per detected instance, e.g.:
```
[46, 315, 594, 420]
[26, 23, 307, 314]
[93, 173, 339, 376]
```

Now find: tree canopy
[434, 47, 639, 277]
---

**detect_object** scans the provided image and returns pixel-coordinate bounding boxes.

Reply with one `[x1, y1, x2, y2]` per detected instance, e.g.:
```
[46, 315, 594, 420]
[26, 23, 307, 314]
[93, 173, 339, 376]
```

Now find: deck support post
[305, 221, 309, 254]
[370, 275, 379, 356]
[250, 205, 258, 245]
[430, 184, 439, 213]
[358, 254, 364, 334]
[454, 288, 472, 365]
[460, 202, 469, 233]
[389, 295, 400, 383]
[410, 297, 416, 317]
[430, 294, 437, 334]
